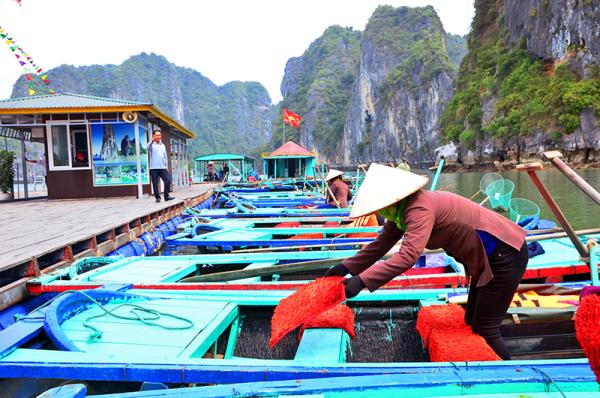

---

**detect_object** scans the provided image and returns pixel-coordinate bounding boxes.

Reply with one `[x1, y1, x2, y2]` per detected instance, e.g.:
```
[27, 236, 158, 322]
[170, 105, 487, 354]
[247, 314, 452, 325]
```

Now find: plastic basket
[479, 173, 503, 194]
[485, 179, 514, 210]
[509, 198, 540, 225]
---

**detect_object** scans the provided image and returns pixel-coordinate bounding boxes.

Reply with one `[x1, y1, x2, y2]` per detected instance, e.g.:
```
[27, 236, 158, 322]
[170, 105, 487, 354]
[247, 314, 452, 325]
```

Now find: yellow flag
[5, 39, 10, 45]
[28, 88, 36, 95]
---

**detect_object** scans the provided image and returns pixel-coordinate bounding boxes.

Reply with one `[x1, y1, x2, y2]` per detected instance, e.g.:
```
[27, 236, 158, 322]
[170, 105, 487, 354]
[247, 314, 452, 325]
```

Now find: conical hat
[325, 169, 344, 181]
[350, 163, 429, 218]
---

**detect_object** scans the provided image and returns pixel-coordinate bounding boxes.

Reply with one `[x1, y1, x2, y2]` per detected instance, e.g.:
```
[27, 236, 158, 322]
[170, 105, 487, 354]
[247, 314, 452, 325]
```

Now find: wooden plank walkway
[0, 184, 215, 309]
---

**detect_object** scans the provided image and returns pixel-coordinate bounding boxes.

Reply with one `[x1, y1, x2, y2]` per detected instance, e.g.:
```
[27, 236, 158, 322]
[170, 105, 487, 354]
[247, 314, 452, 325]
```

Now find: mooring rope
[15, 290, 195, 341]
[530, 367, 567, 398]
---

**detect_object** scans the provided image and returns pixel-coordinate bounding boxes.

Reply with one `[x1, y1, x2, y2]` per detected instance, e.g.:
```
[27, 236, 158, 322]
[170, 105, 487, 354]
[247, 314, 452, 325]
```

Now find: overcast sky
[0, 0, 474, 103]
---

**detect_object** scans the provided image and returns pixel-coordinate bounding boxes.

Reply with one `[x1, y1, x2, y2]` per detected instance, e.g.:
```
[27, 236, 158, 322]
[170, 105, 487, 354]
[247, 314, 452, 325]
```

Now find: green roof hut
[194, 153, 255, 182]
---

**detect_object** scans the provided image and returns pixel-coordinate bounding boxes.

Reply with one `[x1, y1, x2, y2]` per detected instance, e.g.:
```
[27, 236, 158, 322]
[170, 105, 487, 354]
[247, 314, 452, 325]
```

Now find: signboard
[91, 122, 149, 186]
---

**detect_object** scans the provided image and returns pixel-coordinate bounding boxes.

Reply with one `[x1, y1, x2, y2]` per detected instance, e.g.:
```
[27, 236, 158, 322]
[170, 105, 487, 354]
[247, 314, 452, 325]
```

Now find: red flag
[282, 108, 301, 128]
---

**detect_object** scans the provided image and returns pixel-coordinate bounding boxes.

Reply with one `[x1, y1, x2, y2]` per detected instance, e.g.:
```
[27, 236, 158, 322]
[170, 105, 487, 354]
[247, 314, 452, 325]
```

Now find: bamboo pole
[180, 258, 343, 283]
[543, 150, 600, 207]
[517, 162, 589, 260]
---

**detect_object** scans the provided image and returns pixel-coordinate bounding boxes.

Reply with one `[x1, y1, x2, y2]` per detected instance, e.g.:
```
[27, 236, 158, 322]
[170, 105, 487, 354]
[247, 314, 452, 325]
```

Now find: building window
[47, 123, 91, 170]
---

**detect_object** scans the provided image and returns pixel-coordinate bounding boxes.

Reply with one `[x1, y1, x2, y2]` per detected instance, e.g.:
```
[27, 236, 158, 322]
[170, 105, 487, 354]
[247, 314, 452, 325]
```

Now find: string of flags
[0, 25, 54, 95]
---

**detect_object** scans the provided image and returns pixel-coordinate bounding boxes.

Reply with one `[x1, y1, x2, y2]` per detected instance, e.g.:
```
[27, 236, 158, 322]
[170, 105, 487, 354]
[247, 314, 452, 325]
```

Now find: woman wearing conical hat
[325, 169, 352, 208]
[326, 163, 528, 360]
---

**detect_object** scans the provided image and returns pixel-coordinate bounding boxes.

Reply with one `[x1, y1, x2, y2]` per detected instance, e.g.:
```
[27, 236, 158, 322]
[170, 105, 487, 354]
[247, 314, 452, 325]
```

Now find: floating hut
[194, 153, 255, 182]
[0, 93, 194, 199]
[262, 141, 317, 179]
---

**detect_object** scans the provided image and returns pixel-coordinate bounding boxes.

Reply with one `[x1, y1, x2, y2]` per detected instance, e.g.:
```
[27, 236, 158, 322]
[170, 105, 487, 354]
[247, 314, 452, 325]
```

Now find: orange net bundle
[270, 277, 346, 348]
[299, 304, 355, 340]
[416, 304, 500, 362]
[575, 293, 600, 382]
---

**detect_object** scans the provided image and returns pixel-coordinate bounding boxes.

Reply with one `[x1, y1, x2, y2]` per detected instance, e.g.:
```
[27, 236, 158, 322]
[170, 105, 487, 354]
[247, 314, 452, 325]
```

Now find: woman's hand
[343, 276, 365, 299]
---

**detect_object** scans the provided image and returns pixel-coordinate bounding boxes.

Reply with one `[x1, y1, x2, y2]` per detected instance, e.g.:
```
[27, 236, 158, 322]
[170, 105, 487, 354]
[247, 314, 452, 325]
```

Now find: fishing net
[270, 277, 346, 348]
[509, 198, 540, 226]
[298, 304, 355, 340]
[479, 173, 503, 194]
[416, 304, 500, 362]
[485, 179, 514, 210]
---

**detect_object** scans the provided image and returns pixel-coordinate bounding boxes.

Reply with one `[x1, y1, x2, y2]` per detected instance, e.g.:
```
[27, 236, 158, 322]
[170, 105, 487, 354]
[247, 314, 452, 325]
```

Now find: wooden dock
[0, 184, 215, 309]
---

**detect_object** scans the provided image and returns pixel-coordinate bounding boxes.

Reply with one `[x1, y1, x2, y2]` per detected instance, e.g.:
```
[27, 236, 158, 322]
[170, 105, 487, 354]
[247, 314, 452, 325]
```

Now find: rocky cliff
[441, 0, 600, 166]
[341, 6, 457, 165]
[276, 6, 464, 165]
[11, 53, 273, 157]
[275, 26, 361, 162]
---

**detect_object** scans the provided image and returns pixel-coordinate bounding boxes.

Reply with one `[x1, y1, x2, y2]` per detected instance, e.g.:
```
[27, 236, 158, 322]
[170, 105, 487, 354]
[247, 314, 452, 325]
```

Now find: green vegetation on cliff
[367, 6, 457, 96]
[441, 0, 600, 146]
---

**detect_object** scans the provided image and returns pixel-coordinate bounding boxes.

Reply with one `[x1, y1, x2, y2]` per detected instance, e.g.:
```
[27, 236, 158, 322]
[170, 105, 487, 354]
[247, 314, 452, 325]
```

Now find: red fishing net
[416, 304, 466, 346]
[298, 304, 355, 340]
[575, 294, 600, 382]
[416, 304, 500, 362]
[428, 329, 500, 361]
[270, 277, 346, 348]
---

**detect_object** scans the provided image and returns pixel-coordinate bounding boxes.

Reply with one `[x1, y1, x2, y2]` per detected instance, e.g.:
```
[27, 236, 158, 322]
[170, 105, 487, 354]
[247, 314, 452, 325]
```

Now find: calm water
[429, 168, 600, 230]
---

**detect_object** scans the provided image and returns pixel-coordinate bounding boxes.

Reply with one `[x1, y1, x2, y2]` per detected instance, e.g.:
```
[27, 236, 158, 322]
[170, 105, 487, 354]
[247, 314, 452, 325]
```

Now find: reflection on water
[430, 168, 600, 230]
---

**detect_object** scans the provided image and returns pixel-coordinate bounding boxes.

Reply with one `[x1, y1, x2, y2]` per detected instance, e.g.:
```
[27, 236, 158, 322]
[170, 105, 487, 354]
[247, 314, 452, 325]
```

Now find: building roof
[266, 141, 315, 158]
[0, 93, 195, 138]
[0, 93, 151, 109]
[195, 153, 254, 162]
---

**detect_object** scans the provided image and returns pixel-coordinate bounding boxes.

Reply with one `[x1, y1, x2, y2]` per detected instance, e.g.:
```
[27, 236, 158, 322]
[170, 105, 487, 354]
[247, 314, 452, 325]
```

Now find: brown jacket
[342, 190, 526, 291]
[328, 179, 352, 208]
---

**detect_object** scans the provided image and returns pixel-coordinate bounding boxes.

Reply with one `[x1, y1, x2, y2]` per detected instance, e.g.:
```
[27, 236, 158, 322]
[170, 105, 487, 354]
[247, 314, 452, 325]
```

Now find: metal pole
[543, 151, 600, 206]
[133, 121, 143, 199]
[517, 162, 589, 260]
[588, 239, 599, 287]
[430, 157, 445, 191]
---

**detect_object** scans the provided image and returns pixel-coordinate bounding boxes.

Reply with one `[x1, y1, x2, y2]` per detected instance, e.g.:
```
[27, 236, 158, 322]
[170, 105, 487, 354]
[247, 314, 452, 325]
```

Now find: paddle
[517, 162, 589, 260]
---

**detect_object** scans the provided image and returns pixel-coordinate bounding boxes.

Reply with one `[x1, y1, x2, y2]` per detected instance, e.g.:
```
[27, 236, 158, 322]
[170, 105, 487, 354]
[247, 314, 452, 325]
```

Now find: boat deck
[0, 184, 215, 309]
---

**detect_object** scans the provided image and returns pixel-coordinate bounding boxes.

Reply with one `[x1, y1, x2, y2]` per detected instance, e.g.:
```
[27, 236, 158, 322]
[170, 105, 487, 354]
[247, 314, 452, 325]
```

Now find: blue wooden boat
[26, 250, 463, 294]
[0, 283, 596, 396]
[39, 366, 600, 397]
[184, 204, 350, 218]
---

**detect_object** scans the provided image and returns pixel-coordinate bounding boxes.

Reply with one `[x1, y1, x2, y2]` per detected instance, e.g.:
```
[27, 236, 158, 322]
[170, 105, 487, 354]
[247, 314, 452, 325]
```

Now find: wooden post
[517, 162, 589, 260]
[543, 150, 600, 206]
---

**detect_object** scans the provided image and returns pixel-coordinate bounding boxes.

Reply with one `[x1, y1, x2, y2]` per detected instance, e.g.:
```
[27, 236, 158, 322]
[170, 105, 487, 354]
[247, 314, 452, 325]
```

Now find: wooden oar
[543, 151, 600, 207]
[180, 258, 345, 283]
[517, 162, 589, 259]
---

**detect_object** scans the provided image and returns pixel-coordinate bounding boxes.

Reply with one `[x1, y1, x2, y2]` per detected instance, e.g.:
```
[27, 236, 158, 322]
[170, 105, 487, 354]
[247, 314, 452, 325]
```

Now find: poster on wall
[91, 123, 149, 186]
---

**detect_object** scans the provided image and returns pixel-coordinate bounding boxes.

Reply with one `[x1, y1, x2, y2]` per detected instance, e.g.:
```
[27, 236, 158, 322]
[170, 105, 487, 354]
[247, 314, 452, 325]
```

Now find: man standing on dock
[148, 129, 175, 203]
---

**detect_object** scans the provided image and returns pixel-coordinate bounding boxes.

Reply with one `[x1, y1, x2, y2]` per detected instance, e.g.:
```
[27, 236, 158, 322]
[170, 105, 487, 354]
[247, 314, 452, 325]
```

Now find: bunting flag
[282, 108, 302, 128]
[14, 0, 22, 6]
[0, 25, 53, 95]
